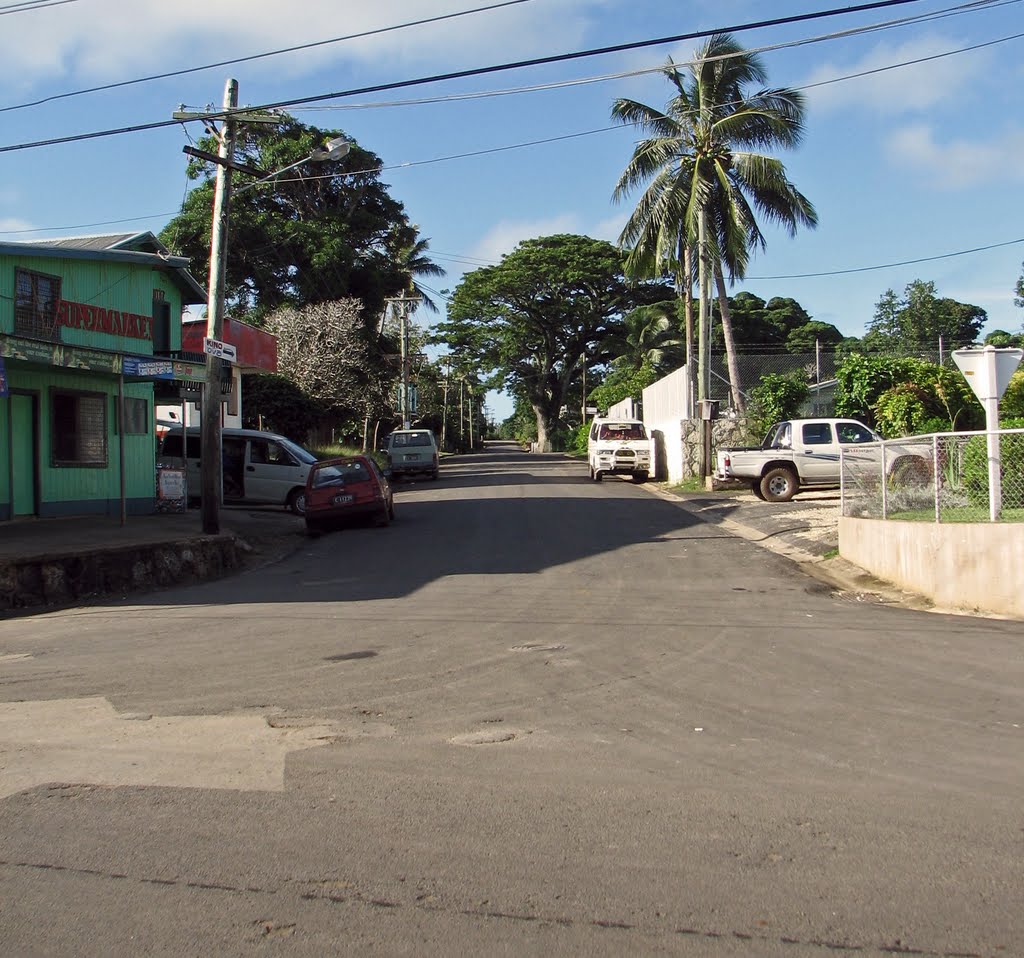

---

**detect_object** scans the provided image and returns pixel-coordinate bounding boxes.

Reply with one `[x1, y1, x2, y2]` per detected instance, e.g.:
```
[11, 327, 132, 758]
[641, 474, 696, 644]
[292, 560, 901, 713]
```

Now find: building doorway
[10, 391, 39, 517]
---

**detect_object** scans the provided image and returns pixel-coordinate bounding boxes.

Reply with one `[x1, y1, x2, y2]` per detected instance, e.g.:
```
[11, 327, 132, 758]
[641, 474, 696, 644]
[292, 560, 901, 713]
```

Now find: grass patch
[667, 477, 708, 494]
[885, 507, 1024, 523]
[823, 547, 839, 560]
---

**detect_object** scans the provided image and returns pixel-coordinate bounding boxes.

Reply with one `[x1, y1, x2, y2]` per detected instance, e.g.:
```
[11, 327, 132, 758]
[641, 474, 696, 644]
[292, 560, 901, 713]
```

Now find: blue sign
[123, 356, 175, 379]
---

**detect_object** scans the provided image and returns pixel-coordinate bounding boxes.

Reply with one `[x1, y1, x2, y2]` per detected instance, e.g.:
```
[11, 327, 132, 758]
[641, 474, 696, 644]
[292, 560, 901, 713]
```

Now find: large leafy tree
[862, 280, 986, 352]
[435, 234, 655, 451]
[612, 36, 816, 418]
[160, 117, 413, 322]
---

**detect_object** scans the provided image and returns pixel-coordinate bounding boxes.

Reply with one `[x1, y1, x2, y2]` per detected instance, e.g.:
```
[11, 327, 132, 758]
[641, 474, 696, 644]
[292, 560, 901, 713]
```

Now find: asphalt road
[1, 442, 1021, 957]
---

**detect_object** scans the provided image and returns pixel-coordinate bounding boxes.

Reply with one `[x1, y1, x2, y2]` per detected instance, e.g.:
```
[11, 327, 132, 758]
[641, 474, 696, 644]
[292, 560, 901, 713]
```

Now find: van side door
[245, 438, 303, 505]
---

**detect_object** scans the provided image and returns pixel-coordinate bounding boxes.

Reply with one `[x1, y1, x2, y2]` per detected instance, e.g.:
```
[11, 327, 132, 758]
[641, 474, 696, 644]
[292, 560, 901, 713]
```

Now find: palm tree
[612, 35, 817, 416]
[387, 224, 447, 314]
[611, 302, 685, 374]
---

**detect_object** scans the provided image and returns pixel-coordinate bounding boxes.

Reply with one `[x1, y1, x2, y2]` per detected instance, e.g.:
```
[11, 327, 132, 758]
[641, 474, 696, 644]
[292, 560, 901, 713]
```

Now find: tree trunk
[534, 405, 552, 452]
[696, 211, 711, 405]
[679, 243, 696, 420]
[715, 265, 745, 413]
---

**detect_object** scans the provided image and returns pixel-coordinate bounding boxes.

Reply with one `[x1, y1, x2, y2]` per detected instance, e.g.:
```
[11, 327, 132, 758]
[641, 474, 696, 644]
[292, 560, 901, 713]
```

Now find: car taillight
[724, 455, 731, 468]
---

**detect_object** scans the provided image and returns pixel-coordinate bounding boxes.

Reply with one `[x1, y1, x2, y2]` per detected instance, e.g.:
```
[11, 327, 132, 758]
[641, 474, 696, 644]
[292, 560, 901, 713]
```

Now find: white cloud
[0, 0, 609, 88]
[802, 34, 991, 116]
[0, 217, 37, 234]
[886, 123, 1024, 189]
[470, 213, 582, 263]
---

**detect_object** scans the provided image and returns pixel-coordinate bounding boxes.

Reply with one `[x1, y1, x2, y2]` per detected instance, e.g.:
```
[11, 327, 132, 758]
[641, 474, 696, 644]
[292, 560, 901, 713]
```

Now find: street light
[199, 80, 351, 534]
[234, 135, 351, 195]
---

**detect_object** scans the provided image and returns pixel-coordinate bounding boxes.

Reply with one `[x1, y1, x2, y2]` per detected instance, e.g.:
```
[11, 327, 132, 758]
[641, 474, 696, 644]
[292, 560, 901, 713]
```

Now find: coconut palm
[610, 302, 685, 375]
[612, 34, 817, 415]
[386, 224, 447, 314]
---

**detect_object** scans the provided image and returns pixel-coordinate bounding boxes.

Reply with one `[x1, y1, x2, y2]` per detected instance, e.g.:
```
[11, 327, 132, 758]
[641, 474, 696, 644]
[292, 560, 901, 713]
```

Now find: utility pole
[200, 79, 237, 535]
[441, 357, 450, 450]
[467, 385, 474, 450]
[384, 293, 421, 430]
[173, 81, 277, 534]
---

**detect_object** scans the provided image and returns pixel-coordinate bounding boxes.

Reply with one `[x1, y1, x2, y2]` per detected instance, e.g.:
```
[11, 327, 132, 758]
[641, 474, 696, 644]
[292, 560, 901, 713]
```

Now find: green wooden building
[0, 233, 207, 520]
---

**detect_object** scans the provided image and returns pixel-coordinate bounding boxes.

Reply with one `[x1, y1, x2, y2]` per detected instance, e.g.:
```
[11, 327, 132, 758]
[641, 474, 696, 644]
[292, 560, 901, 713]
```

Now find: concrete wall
[839, 516, 1024, 619]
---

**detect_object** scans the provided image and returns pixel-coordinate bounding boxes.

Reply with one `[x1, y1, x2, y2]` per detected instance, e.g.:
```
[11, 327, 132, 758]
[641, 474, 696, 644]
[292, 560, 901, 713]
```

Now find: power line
[0, 0, 537, 114]
[0, 0, 939, 155]
[746, 237, 1024, 280]
[3, 18, 1020, 237]
[0, 0, 78, 13]
[289, 0, 1021, 115]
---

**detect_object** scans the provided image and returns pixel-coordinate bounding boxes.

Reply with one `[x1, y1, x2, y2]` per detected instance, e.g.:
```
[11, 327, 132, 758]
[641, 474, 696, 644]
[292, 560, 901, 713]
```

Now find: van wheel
[593, 467, 603, 482]
[287, 488, 306, 515]
[760, 467, 798, 503]
[632, 470, 648, 484]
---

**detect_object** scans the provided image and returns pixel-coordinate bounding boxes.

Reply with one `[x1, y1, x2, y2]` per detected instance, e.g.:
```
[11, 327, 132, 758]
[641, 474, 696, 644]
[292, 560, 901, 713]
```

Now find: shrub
[961, 416, 1024, 509]
[748, 372, 809, 436]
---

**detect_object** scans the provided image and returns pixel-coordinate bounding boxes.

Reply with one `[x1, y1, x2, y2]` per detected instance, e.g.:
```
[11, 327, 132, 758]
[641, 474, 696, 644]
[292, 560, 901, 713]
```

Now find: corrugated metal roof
[0, 233, 207, 304]
[22, 232, 164, 253]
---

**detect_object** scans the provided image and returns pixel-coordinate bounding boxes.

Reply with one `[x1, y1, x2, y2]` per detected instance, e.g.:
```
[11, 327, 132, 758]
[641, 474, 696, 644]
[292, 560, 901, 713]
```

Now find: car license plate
[405, 453, 420, 460]
[333, 494, 354, 505]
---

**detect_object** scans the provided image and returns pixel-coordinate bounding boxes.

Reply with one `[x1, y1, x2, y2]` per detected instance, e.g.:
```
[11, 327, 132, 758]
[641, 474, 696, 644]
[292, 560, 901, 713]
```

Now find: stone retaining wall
[0, 536, 246, 612]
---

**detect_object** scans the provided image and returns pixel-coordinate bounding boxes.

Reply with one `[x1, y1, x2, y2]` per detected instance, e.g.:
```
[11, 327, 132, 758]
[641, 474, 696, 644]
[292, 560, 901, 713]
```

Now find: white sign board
[203, 337, 237, 363]
[952, 346, 1022, 401]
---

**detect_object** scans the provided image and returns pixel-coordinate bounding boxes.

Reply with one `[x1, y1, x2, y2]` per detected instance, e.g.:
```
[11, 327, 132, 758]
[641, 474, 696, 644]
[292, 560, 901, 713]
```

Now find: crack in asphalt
[0, 858, 984, 956]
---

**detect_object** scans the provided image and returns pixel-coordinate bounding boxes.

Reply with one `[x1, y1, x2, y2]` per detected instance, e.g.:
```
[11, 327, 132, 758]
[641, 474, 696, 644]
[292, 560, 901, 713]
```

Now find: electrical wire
[0, 0, 945, 155]
[745, 237, 1024, 280]
[0, 0, 78, 13]
[0, 0, 538, 114]
[290, 0, 1021, 114]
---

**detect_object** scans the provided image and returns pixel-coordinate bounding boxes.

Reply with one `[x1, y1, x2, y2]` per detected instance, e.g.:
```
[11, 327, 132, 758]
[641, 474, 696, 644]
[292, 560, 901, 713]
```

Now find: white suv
[385, 429, 440, 480]
[587, 418, 651, 483]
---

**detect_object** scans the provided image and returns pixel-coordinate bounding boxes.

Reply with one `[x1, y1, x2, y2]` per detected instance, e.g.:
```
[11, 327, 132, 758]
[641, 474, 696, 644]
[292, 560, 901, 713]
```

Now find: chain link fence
[840, 429, 1024, 522]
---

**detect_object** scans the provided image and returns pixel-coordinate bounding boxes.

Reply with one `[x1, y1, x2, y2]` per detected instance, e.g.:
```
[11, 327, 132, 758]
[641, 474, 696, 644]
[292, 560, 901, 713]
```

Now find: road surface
[1, 442, 1020, 956]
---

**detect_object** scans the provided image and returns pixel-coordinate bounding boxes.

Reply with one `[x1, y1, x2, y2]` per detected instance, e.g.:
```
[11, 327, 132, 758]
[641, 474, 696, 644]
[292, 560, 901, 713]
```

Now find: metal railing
[840, 429, 1024, 523]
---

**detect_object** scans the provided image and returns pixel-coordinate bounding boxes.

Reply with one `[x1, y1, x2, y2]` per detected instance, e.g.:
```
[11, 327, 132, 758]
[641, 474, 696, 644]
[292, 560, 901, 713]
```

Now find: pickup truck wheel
[760, 467, 798, 503]
[632, 470, 648, 484]
[751, 481, 766, 500]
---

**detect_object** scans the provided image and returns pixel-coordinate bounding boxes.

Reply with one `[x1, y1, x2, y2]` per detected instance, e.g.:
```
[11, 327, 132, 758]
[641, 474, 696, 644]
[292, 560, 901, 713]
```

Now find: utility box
[699, 399, 720, 421]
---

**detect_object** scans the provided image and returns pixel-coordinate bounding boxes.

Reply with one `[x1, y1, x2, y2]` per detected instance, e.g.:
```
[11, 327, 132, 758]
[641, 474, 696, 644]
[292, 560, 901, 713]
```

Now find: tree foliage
[435, 234, 656, 451]
[862, 280, 985, 353]
[263, 299, 389, 425]
[748, 371, 809, 435]
[241, 373, 319, 442]
[160, 117, 416, 322]
[835, 352, 982, 436]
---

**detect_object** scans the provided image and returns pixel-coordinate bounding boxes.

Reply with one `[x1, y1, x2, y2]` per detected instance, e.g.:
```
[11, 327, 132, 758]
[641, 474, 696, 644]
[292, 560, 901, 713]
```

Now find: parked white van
[159, 427, 318, 514]
[587, 417, 651, 483]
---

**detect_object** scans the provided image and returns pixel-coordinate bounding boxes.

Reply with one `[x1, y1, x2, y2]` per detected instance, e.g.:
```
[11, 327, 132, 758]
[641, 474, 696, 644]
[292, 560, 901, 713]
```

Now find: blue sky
[2, 0, 1022, 421]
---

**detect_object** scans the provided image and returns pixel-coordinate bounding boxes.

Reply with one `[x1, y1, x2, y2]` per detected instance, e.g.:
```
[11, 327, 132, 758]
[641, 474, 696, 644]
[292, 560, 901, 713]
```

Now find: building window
[51, 390, 107, 467]
[15, 268, 62, 341]
[117, 397, 148, 435]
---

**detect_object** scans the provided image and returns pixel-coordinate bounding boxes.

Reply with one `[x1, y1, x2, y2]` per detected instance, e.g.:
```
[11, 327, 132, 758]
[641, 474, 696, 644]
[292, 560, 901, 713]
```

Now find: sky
[1, 0, 1022, 422]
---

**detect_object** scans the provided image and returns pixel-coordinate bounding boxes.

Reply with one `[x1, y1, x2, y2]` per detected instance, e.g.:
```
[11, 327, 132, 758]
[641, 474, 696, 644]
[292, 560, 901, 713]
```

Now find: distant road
[1, 441, 1021, 956]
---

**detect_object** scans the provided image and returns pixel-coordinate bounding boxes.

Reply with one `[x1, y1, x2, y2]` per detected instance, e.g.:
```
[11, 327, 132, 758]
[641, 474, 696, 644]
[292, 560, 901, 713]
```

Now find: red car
[304, 455, 394, 535]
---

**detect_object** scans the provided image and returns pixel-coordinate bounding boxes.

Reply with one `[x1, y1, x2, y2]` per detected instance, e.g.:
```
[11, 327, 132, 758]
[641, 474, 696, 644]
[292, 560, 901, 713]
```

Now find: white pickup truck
[715, 418, 887, 502]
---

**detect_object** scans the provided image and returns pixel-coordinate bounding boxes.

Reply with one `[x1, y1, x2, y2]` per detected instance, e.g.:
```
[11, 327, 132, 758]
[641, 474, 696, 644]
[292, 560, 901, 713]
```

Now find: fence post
[839, 446, 845, 516]
[880, 441, 888, 520]
[933, 434, 941, 523]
